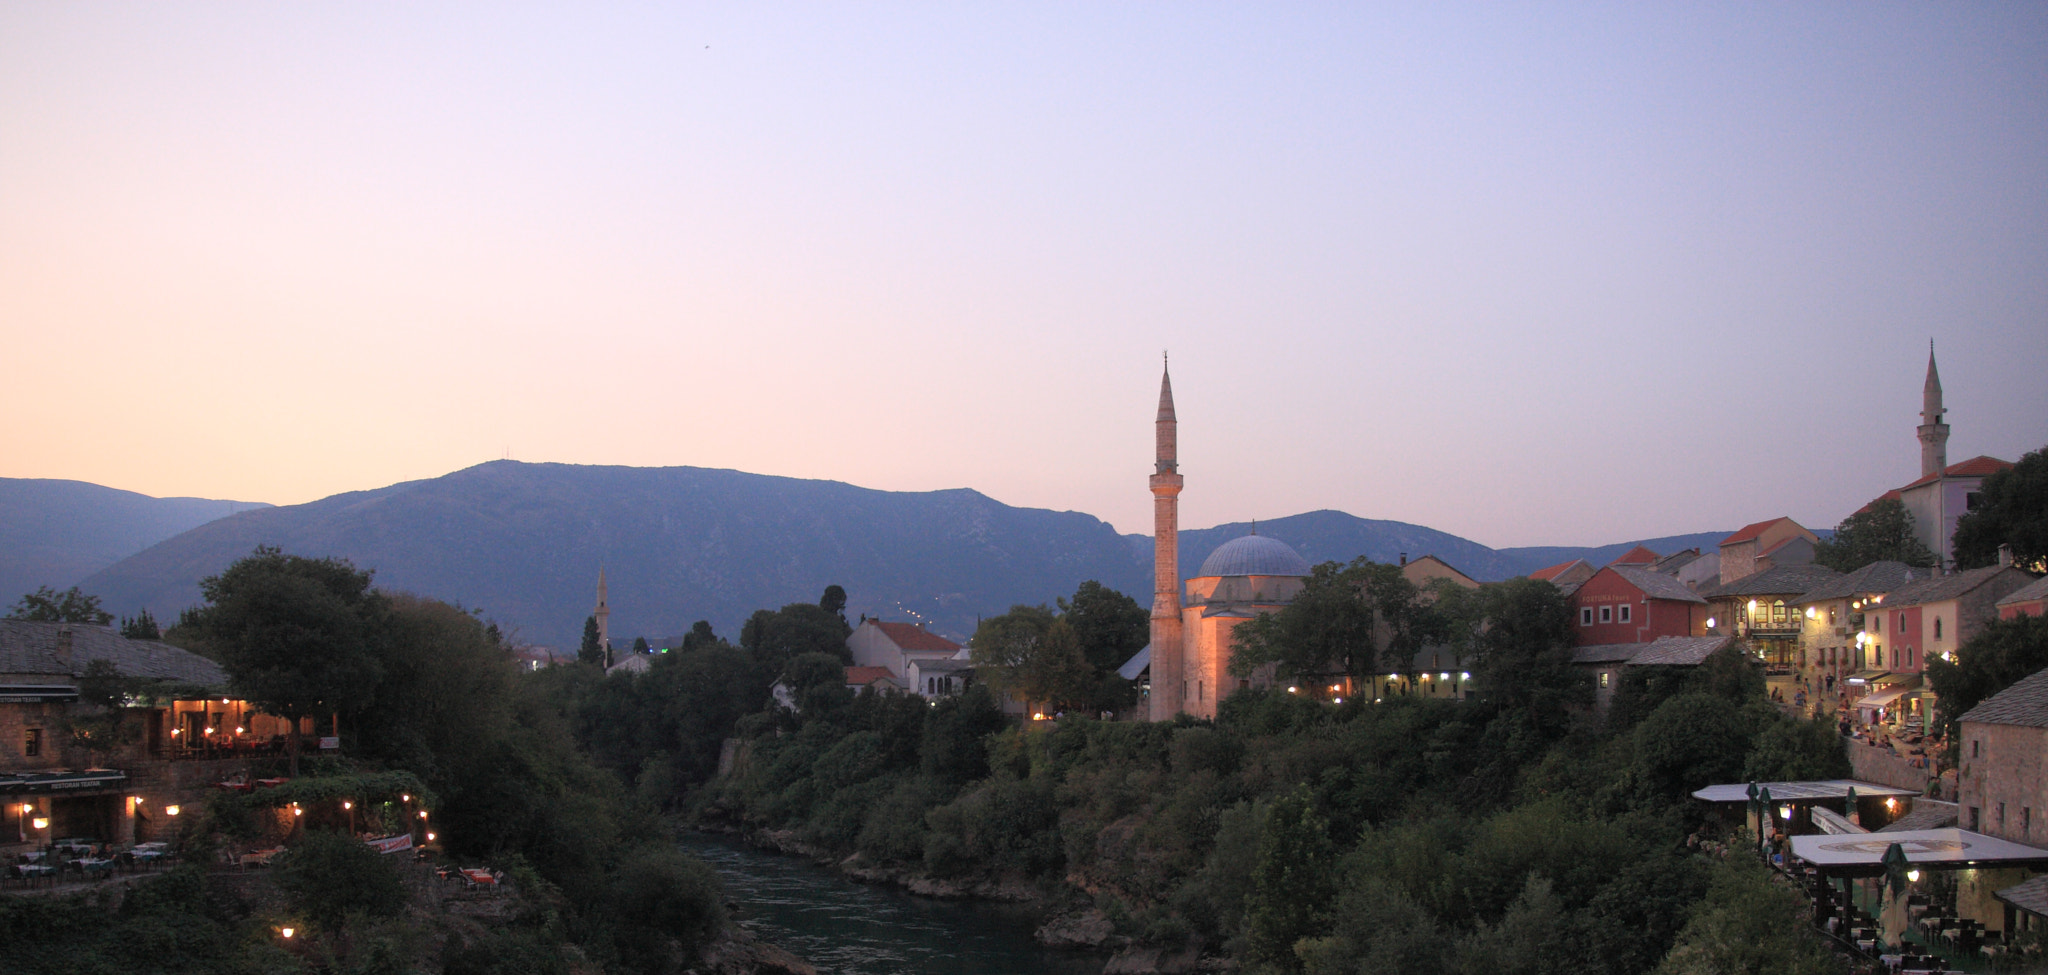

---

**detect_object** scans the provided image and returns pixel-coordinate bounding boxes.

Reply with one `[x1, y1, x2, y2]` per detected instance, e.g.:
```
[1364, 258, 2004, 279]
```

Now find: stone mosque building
[1145, 362, 1313, 721]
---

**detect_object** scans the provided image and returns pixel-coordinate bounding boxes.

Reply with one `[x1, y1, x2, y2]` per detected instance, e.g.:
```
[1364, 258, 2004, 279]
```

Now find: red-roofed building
[1570, 565, 1709, 646]
[1530, 559, 1596, 589]
[1609, 545, 1660, 568]
[1896, 456, 2013, 570]
[844, 666, 905, 695]
[1719, 517, 1819, 586]
[848, 619, 966, 680]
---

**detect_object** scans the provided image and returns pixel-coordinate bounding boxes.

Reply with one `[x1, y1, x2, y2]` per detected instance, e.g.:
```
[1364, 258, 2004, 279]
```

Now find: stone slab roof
[1610, 564, 1708, 604]
[1701, 564, 1842, 600]
[1879, 800, 1959, 833]
[1572, 642, 1646, 665]
[0, 620, 226, 688]
[1797, 561, 1928, 604]
[1997, 574, 2048, 608]
[1882, 565, 2029, 608]
[1629, 635, 1733, 666]
[1998, 875, 2048, 919]
[1958, 667, 2048, 729]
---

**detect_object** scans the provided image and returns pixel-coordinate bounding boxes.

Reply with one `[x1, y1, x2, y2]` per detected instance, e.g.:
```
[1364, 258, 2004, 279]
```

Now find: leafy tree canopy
[1813, 497, 1936, 572]
[820, 584, 848, 619]
[118, 607, 160, 640]
[740, 602, 852, 674]
[1926, 613, 2048, 736]
[1954, 444, 2048, 570]
[188, 547, 384, 773]
[7, 585, 113, 624]
[1231, 558, 1422, 682]
[579, 615, 603, 666]
[970, 604, 1093, 712]
[680, 619, 721, 651]
[1059, 580, 1148, 674]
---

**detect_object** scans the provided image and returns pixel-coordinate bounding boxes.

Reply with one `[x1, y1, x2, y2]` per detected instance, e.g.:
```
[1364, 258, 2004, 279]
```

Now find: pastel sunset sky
[4, 4, 2045, 547]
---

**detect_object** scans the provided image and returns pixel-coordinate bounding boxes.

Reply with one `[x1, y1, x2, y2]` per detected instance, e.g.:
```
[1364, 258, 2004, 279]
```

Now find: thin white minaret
[1148, 359, 1186, 722]
[1918, 341, 1950, 478]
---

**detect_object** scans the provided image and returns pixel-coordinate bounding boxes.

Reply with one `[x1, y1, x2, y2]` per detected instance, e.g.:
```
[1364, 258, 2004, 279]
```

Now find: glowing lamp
[1387, 673, 1398, 681]
[1333, 697, 1343, 704]
[1439, 673, 1449, 681]
[1907, 869, 1921, 882]
[1706, 617, 1717, 629]
[1287, 686, 1298, 693]
[20, 803, 33, 814]
[203, 727, 214, 735]
[342, 801, 352, 810]
[1459, 672, 1470, 680]
[292, 805, 302, 817]
[32, 817, 48, 830]
[418, 810, 428, 819]
[171, 728, 180, 736]
[1806, 607, 1817, 619]
[426, 832, 436, 842]
[1885, 797, 1899, 811]
[235, 726, 245, 735]
[401, 795, 411, 803]
[1779, 805, 1793, 819]
[280, 927, 295, 939]
[165, 805, 181, 816]
[1747, 600, 1758, 614]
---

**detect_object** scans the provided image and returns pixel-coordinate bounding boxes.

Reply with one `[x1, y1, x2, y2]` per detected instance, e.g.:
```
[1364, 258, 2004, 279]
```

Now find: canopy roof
[1691, 779, 1915, 804]
[1791, 829, 2048, 870]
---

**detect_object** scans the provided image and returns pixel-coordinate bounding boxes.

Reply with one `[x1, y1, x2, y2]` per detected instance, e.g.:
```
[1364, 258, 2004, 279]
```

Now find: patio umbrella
[1879, 842, 1912, 951]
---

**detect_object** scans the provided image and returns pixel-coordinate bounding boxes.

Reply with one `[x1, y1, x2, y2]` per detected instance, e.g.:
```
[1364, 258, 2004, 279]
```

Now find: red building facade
[1570, 565, 1708, 646]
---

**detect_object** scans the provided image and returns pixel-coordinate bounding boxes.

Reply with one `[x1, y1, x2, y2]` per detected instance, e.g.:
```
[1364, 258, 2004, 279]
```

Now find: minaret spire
[1918, 340, 1949, 478]
[1149, 359, 1185, 721]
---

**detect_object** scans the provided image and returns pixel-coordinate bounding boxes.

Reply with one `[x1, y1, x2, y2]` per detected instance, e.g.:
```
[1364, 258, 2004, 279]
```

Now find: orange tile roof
[844, 666, 898, 686]
[1611, 545, 1660, 566]
[1529, 560, 1578, 581]
[1897, 455, 2013, 491]
[1854, 489, 1904, 516]
[1722, 517, 1794, 545]
[867, 620, 964, 652]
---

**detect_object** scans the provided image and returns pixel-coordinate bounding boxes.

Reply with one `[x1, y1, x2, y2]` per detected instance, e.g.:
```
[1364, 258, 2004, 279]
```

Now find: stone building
[1717, 517, 1820, 587]
[1700, 563, 1841, 675]
[1956, 667, 2048, 844]
[2, 620, 252, 849]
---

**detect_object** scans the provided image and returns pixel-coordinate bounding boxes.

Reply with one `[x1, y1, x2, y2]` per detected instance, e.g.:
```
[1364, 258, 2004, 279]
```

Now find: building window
[1619, 604, 1633, 623]
[1934, 617, 1943, 640]
[1599, 671, 1611, 689]
[1970, 806, 1981, 831]
[2000, 803, 2007, 828]
[23, 728, 40, 757]
[1600, 605, 1613, 623]
[1581, 607, 1594, 626]
[1874, 616, 1882, 634]
[2026, 808, 2033, 837]
[1973, 739, 1981, 758]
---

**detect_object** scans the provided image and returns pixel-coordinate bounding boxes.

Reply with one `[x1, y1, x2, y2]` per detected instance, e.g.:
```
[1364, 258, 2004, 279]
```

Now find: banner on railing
[363, 834, 413, 855]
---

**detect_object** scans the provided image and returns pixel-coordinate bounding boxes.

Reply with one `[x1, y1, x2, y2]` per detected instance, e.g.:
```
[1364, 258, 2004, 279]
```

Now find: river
[679, 835, 1108, 975]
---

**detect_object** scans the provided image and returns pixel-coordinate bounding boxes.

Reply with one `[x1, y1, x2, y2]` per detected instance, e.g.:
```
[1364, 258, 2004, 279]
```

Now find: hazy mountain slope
[81, 461, 1149, 648]
[1169, 510, 1522, 582]
[0, 477, 270, 608]
[1491, 531, 1734, 578]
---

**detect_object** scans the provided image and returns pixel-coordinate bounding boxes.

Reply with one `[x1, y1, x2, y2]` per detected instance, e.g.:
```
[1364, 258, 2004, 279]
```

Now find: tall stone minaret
[594, 567, 612, 668]
[1148, 360, 1186, 722]
[1918, 341, 1950, 478]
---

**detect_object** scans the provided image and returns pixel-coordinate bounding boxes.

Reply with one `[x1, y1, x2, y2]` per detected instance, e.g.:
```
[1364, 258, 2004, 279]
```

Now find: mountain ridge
[27, 462, 1735, 649]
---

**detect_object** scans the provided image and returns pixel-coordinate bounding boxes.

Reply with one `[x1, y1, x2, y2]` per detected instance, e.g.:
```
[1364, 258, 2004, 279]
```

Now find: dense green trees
[1953, 444, 2048, 570]
[1926, 613, 2048, 735]
[7, 584, 114, 623]
[1813, 497, 1937, 572]
[971, 605, 1093, 712]
[186, 547, 385, 775]
[740, 597, 853, 675]
[580, 615, 603, 665]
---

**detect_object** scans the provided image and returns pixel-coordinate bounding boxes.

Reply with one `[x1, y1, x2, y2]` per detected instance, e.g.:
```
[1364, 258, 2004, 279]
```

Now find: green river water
[679, 835, 1108, 975]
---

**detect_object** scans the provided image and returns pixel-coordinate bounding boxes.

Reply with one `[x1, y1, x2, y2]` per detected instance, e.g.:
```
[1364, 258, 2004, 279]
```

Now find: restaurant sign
[0, 769, 129, 794]
[363, 833, 413, 855]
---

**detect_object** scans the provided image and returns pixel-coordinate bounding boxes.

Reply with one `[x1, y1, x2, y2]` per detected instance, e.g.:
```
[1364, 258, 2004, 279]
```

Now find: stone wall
[1845, 738, 1933, 793]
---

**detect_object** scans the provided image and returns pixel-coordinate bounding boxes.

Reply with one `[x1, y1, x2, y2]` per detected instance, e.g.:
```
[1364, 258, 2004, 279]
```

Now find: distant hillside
[68, 461, 1738, 650]
[80, 462, 1151, 649]
[0, 478, 269, 609]
[1493, 532, 1734, 578]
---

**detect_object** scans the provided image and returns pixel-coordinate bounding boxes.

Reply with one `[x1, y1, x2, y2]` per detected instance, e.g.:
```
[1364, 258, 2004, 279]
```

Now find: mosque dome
[1197, 534, 1312, 578]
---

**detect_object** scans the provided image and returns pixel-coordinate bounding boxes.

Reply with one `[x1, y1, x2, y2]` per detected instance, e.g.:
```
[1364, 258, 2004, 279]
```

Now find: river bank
[681, 832, 1113, 975]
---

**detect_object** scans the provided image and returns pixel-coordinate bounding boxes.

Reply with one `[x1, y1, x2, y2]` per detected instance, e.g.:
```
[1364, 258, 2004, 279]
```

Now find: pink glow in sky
[4, 4, 2045, 547]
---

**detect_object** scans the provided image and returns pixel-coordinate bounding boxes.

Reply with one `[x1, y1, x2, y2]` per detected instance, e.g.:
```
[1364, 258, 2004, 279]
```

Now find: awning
[1844, 670, 1892, 686]
[1856, 688, 1912, 711]
[1118, 644, 1151, 681]
[1692, 779, 1915, 804]
[1792, 828, 2048, 871]
[0, 769, 129, 795]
